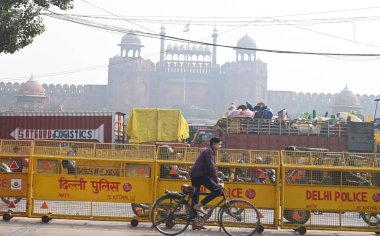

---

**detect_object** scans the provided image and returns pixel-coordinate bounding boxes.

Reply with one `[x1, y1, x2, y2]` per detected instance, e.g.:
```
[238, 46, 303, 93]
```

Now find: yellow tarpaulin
[125, 108, 189, 143]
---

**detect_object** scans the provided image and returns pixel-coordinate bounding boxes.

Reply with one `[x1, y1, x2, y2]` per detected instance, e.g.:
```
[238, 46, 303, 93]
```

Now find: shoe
[192, 224, 207, 230]
[193, 203, 207, 215]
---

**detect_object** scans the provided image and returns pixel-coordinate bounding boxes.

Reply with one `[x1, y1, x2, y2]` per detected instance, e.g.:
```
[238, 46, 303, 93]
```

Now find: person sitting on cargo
[227, 104, 254, 118]
[238, 105, 255, 118]
[246, 101, 254, 111]
[226, 103, 240, 117]
[253, 103, 273, 119]
[277, 109, 288, 121]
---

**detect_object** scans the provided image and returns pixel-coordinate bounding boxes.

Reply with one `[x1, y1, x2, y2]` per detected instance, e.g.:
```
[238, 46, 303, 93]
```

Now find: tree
[0, 0, 74, 54]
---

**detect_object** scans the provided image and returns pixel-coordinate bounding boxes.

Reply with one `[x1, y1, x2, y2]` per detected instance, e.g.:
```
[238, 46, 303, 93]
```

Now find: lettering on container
[10, 124, 104, 142]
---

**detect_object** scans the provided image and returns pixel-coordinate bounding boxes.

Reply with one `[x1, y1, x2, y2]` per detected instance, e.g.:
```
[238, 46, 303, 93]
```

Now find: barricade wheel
[296, 226, 306, 235]
[3, 213, 12, 222]
[42, 215, 51, 223]
[256, 224, 264, 233]
[131, 203, 149, 217]
[284, 210, 310, 224]
[131, 219, 139, 227]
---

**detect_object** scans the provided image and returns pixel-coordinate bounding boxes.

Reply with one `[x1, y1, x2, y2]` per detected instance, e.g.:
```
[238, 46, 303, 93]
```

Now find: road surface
[0, 218, 376, 236]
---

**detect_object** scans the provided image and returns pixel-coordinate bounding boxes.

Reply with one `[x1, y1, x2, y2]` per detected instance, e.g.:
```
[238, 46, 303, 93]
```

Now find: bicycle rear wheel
[219, 199, 260, 236]
[151, 194, 191, 235]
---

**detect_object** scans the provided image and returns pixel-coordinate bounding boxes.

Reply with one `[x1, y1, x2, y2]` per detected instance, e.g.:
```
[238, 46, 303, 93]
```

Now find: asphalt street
[0, 218, 376, 236]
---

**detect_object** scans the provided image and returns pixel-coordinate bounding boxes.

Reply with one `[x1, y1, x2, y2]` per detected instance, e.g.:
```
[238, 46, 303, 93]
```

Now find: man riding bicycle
[190, 137, 224, 220]
[151, 136, 262, 234]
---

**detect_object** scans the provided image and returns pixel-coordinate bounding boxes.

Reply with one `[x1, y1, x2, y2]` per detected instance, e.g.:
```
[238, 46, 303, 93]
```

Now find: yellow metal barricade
[218, 149, 281, 229]
[154, 145, 192, 202]
[34, 140, 96, 157]
[33, 140, 156, 160]
[0, 140, 33, 221]
[281, 150, 380, 234]
[5, 138, 379, 235]
[154, 147, 281, 230]
[30, 142, 156, 226]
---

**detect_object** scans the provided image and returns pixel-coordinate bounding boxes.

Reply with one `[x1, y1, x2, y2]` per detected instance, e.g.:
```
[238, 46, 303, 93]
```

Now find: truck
[0, 111, 126, 143]
[191, 117, 375, 152]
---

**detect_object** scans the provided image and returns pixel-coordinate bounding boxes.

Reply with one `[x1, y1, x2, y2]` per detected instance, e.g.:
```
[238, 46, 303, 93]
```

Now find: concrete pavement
[0, 218, 377, 236]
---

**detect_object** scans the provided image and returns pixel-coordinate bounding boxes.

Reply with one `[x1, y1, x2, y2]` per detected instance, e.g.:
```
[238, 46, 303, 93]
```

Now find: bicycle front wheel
[361, 212, 380, 226]
[151, 194, 191, 235]
[219, 199, 260, 236]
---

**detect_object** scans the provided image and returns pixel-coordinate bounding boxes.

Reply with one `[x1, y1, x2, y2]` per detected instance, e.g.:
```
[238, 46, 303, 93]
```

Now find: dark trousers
[191, 176, 222, 206]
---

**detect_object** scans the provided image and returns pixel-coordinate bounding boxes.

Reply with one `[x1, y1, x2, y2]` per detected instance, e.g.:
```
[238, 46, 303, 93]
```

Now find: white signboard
[11, 124, 104, 142]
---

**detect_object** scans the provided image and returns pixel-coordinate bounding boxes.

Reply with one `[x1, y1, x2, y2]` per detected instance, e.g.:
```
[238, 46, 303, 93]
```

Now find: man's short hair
[210, 137, 221, 146]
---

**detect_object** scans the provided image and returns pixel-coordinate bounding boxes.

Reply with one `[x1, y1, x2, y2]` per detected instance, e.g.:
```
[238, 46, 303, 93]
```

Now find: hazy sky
[1, 0, 380, 96]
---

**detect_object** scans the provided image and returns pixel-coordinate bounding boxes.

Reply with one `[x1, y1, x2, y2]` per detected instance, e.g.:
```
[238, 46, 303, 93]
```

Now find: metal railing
[225, 118, 347, 137]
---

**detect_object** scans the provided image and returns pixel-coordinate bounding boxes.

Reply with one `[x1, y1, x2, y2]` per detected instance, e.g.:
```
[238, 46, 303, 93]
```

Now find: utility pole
[183, 23, 190, 105]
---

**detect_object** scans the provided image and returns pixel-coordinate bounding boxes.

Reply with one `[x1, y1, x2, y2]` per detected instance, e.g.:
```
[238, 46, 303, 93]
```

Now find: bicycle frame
[164, 187, 231, 224]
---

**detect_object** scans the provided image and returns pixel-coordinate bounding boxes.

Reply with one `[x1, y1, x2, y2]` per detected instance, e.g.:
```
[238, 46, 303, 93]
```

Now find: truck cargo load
[191, 117, 375, 152]
[125, 108, 189, 143]
[0, 111, 125, 143]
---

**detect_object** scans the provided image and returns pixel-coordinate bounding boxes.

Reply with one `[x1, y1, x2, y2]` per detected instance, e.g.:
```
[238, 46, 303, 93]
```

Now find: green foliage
[0, 0, 74, 54]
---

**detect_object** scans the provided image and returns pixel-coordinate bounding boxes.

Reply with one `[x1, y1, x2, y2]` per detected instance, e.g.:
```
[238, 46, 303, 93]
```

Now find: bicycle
[151, 184, 262, 236]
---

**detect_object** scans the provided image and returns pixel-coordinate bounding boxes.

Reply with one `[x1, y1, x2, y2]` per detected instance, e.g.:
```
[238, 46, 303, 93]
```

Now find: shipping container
[0, 112, 126, 143]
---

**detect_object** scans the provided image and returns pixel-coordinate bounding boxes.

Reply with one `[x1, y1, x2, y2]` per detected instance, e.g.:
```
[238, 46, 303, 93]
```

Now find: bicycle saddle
[181, 184, 195, 194]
